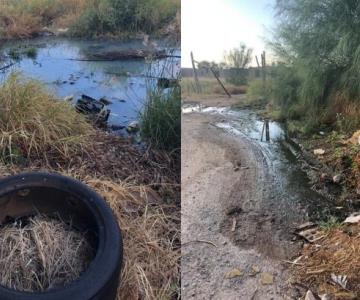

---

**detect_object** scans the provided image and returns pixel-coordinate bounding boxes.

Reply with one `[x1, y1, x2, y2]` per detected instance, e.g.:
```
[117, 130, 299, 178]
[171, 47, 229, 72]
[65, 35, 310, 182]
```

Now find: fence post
[265, 119, 270, 142]
[190, 52, 201, 93]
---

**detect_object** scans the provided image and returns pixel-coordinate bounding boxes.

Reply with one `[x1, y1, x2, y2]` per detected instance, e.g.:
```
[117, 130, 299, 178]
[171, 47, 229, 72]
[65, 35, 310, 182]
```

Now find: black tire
[0, 172, 123, 300]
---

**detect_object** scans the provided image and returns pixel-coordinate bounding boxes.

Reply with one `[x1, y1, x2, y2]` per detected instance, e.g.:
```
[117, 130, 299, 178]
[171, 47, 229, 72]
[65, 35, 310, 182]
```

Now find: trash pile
[75, 94, 110, 127]
[292, 216, 360, 300]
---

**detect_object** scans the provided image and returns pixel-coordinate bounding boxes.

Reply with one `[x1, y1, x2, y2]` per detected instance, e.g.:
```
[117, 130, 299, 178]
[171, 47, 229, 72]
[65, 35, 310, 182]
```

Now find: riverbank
[0, 71, 180, 299]
[182, 95, 317, 299]
[234, 94, 360, 216]
[182, 93, 360, 299]
[0, 0, 180, 41]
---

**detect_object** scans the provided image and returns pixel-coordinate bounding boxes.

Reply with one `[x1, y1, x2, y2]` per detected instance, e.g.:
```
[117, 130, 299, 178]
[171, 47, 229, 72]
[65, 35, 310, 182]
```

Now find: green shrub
[140, 87, 180, 151]
[69, 0, 180, 37]
[0, 73, 93, 162]
[247, 78, 269, 101]
[268, 0, 360, 134]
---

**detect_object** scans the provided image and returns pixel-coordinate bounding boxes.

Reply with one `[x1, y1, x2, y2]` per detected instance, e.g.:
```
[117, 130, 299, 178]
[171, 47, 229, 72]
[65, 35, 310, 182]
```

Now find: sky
[181, 0, 276, 67]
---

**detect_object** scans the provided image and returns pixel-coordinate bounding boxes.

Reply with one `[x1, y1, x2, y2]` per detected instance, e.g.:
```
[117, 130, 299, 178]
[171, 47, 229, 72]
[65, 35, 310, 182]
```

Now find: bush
[223, 44, 253, 85]
[140, 87, 180, 151]
[0, 73, 93, 163]
[0, 0, 179, 39]
[0, 0, 86, 39]
[69, 0, 180, 37]
[268, 0, 360, 133]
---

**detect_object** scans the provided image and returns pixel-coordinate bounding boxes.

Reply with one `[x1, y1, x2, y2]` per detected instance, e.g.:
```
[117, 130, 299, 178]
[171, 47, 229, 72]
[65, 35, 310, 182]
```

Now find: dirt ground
[181, 95, 302, 299]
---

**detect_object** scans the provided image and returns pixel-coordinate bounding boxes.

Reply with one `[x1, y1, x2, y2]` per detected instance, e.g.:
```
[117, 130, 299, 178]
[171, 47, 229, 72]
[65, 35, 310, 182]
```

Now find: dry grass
[0, 215, 93, 292]
[0, 164, 180, 299]
[0, 72, 180, 299]
[0, 0, 87, 39]
[0, 73, 93, 163]
[85, 178, 180, 299]
[181, 77, 247, 97]
[293, 224, 360, 299]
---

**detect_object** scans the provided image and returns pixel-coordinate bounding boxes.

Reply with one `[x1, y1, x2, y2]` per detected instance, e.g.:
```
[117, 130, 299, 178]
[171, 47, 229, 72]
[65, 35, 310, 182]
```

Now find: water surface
[1, 37, 180, 133]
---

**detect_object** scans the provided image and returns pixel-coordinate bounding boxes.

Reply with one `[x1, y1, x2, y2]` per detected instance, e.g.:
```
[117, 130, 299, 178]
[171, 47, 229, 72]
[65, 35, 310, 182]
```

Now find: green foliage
[247, 79, 270, 101]
[268, 0, 360, 134]
[0, 73, 92, 162]
[70, 0, 180, 37]
[197, 60, 223, 77]
[8, 47, 38, 61]
[0, 0, 179, 39]
[140, 87, 180, 151]
[320, 216, 343, 232]
[25, 47, 38, 59]
[223, 44, 253, 85]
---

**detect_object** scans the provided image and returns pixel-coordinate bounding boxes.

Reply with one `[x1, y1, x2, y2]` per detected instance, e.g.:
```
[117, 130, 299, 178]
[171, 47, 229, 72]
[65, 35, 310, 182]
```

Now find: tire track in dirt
[181, 101, 304, 299]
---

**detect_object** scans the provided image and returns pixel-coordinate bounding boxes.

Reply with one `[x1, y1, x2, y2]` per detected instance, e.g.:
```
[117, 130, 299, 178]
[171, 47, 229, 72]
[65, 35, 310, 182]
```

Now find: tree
[197, 60, 222, 77]
[268, 0, 360, 131]
[224, 43, 253, 69]
[223, 44, 253, 85]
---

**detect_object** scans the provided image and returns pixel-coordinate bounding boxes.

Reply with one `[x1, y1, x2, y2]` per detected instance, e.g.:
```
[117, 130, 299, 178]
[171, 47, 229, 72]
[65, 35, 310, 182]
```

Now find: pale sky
[181, 0, 275, 67]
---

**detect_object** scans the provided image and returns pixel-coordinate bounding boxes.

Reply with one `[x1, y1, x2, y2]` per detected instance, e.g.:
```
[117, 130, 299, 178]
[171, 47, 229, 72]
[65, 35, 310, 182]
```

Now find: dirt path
[181, 96, 301, 299]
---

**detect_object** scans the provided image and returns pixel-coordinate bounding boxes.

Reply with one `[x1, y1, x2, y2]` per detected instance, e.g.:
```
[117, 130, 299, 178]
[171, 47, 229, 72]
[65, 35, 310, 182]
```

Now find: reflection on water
[0, 37, 180, 131]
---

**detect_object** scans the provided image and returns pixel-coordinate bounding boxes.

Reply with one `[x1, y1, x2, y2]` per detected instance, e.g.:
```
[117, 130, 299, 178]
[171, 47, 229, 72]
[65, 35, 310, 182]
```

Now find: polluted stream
[0, 37, 180, 135]
[183, 103, 340, 228]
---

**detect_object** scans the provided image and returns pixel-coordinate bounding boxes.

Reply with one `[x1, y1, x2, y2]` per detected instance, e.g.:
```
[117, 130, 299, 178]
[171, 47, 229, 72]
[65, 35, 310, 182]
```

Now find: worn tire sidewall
[0, 172, 122, 300]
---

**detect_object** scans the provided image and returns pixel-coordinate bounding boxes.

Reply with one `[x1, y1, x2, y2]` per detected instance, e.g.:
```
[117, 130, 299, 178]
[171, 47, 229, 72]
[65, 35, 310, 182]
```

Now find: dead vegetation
[0, 74, 180, 298]
[293, 224, 360, 299]
[0, 215, 93, 292]
[181, 77, 246, 97]
[0, 73, 93, 163]
[300, 130, 360, 205]
[0, 163, 180, 299]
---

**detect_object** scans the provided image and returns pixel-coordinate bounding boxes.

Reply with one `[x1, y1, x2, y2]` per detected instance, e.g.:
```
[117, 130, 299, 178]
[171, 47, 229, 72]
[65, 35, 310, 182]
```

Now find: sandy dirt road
[181, 96, 302, 300]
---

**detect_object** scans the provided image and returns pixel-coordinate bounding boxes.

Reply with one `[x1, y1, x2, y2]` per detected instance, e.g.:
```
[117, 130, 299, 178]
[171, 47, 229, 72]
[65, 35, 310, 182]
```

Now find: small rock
[234, 166, 240, 172]
[314, 149, 325, 155]
[127, 121, 140, 133]
[260, 272, 274, 285]
[250, 265, 260, 276]
[305, 290, 319, 300]
[332, 174, 342, 184]
[225, 268, 243, 279]
[63, 95, 74, 102]
[344, 212, 360, 224]
[319, 131, 325, 136]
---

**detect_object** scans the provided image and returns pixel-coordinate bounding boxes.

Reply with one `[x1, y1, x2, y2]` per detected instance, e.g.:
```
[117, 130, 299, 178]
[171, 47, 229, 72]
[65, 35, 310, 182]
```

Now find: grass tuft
[140, 87, 181, 152]
[0, 73, 93, 163]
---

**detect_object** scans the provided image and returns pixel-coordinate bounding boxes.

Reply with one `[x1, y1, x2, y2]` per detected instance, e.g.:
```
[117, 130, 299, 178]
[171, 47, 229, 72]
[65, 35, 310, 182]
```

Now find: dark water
[0, 37, 180, 132]
[183, 104, 339, 221]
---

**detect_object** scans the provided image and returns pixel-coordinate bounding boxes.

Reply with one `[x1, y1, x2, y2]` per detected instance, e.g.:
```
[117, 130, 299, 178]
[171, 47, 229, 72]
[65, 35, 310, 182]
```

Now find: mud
[181, 95, 334, 299]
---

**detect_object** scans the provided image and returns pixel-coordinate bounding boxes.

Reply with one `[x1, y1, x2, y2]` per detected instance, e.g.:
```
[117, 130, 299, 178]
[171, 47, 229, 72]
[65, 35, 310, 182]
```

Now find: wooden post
[261, 51, 267, 84]
[209, 67, 231, 98]
[265, 119, 270, 142]
[261, 122, 265, 142]
[190, 51, 201, 93]
[255, 56, 260, 68]
[255, 55, 261, 78]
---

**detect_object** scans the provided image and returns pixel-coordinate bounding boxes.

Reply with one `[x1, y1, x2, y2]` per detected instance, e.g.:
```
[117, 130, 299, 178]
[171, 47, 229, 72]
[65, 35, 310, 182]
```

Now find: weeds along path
[181, 96, 303, 299]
